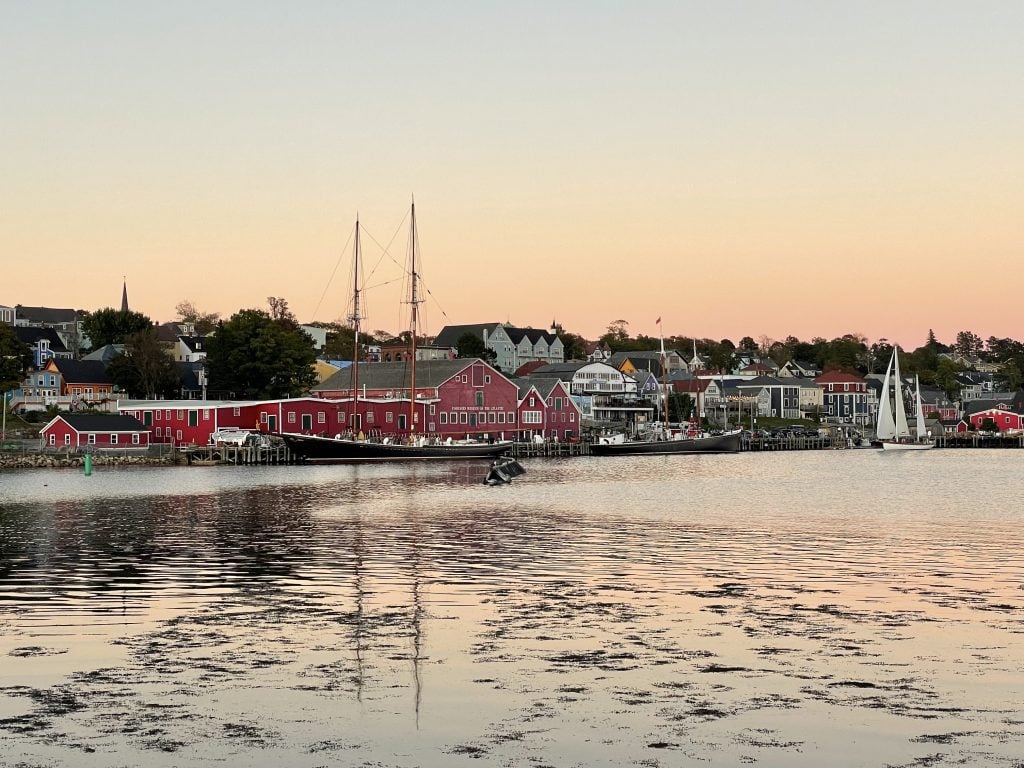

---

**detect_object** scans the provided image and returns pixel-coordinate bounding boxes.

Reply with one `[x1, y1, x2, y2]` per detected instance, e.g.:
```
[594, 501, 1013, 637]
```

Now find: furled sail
[892, 348, 909, 438]
[914, 375, 927, 439]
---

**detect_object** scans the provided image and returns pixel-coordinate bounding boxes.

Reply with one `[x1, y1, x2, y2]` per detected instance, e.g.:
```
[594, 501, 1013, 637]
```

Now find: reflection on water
[1, 452, 1023, 766]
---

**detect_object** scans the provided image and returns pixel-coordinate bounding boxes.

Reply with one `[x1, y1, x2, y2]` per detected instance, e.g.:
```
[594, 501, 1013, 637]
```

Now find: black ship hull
[281, 433, 513, 462]
[589, 430, 742, 456]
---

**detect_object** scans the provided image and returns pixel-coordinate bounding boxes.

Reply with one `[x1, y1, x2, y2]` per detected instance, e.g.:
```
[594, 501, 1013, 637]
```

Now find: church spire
[121, 277, 129, 312]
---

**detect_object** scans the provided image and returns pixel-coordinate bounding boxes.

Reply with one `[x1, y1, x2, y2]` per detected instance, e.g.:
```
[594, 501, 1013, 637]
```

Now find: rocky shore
[0, 452, 180, 470]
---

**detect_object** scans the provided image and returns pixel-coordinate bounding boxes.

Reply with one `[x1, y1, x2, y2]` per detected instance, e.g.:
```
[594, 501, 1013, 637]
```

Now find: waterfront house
[40, 413, 149, 450]
[609, 350, 687, 379]
[815, 370, 870, 428]
[528, 361, 652, 427]
[512, 377, 581, 441]
[736, 376, 802, 420]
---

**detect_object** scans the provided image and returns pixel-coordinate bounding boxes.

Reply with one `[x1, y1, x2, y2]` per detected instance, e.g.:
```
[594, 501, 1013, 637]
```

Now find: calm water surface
[0, 451, 1022, 767]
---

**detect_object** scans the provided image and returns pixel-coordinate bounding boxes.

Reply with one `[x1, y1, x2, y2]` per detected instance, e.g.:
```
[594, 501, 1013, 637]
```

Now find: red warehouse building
[512, 377, 581, 441]
[40, 414, 150, 450]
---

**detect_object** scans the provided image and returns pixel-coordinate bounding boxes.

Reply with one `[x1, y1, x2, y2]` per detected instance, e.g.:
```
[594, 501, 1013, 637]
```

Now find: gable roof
[815, 370, 866, 384]
[15, 326, 69, 352]
[504, 326, 558, 345]
[527, 362, 590, 379]
[736, 375, 793, 388]
[15, 306, 80, 325]
[433, 323, 502, 348]
[314, 359, 481, 393]
[82, 343, 125, 363]
[513, 360, 548, 377]
[50, 414, 147, 432]
[49, 359, 112, 384]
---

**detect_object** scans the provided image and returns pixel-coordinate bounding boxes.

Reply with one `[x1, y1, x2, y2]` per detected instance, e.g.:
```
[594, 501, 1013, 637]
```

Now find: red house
[815, 370, 869, 423]
[40, 414, 150, 450]
[513, 377, 581, 441]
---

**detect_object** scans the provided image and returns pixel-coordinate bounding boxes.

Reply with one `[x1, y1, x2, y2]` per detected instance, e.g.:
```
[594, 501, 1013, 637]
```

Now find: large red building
[41, 414, 150, 450]
[513, 377, 581, 441]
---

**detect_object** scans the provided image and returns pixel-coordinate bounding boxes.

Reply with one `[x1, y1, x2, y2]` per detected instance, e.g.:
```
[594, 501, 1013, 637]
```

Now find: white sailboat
[876, 347, 935, 451]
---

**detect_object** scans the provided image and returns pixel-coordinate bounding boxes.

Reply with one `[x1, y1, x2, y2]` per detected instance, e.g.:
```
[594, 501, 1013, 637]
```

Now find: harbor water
[0, 451, 1022, 766]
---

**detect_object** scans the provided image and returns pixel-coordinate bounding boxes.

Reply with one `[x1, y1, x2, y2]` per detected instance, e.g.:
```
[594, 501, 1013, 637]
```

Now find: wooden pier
[181, 443, 296, 466]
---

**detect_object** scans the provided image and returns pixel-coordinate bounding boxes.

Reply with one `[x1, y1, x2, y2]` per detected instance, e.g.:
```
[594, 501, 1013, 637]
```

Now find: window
[529, 397, 535, 406]
[111, 434, 119, 445]
[165, 409, 171, 420]
[176, 410, 184, 419]
[203, 410, 210, 420]
[339, 412, 346, 422]
[386, 411, 394, 423]
[318, 412, 326, 424]
[440, 412, 448, 424]
[476, 392, 484, 407]
[460, 412, 468, 424]
[488, 412, 496, 423]
[523, 411, 542, 424]
[64, 434, 71, 445]
[132, 434, 140, 445]
[829, 384, 834, 392]
[570, 412, 575, 422]
[450, 411, 456, 423]
[508, 413, 515, 423]
[429, 405, 435, 415]
[155, 427, 162, 438]
[498, 412, 506, 424]
[176, 430, 182, 440]
[288, 412, 296, 423]
[233, 407, 241, 416]
[484, 375, 491, 384]
[48, 434, 56, 446]
[844, 383, 849, 392]
[88, 433, 96, 444]
[188, 410, 198, 426]
[367, 412, 374, 423]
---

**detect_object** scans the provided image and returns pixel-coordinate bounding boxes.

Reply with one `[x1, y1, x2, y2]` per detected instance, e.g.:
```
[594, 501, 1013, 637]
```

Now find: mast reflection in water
[1, 453, 1023, 767]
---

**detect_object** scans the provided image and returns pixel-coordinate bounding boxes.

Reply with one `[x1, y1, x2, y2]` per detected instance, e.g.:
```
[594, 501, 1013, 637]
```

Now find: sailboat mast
[659, 325, 668, 426]
[350, 217, 362, 426]
[408, 202, 422, 435]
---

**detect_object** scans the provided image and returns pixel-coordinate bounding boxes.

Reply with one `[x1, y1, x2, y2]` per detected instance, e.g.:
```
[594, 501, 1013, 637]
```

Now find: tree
[455, 332, 497, 365]
[995, 359, 1024, 392]
[668, 392, 694, 422]
[267, 296, 298, 328]
[205, 310, 317, 398]
[738, 336, 758, 353]
[555, 328, 587, 361]
[175, 300, 221, 335]
[707, 340, 736, 373]
[0, 325, 32, 391]
[81, 308, 153, 349]
[107, 328, 181, 399]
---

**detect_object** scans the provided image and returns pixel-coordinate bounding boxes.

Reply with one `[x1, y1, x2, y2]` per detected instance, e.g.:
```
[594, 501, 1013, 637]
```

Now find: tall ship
[281, 204, 512, 462]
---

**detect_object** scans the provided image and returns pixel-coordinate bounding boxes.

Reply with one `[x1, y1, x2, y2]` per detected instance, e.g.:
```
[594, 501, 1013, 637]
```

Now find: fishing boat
[589, 426, 742, 456]
[281, 204, 513, 463]
[875, 347, 935, 451]
[589, 321, 741, 457]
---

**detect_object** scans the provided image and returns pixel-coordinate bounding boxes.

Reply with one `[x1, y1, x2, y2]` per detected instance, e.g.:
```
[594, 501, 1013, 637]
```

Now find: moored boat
[281, 432, 512, 462]
[589, 428, 742, 456]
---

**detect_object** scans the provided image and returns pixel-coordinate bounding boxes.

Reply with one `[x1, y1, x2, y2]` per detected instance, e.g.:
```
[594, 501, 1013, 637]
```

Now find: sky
[2, 1, 1022, 349]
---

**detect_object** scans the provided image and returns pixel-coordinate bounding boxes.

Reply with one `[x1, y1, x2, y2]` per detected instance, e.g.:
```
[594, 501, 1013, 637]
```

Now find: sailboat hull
[590, 430, 741, 456]
[281, 432, 513, 462]
[880, 441, 935, 451]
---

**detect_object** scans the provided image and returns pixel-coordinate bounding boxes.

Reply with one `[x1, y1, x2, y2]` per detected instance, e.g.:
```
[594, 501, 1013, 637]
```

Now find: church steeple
[120, 277, 129, 312]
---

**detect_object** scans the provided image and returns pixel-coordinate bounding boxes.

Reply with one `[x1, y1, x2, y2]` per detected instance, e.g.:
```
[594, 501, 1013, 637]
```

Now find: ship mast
[349, 217, 363, 431]
[407, 201, 422, 436]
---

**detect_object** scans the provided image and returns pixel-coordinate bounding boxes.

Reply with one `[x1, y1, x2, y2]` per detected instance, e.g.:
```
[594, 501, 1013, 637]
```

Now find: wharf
[181, 443, 296, 466]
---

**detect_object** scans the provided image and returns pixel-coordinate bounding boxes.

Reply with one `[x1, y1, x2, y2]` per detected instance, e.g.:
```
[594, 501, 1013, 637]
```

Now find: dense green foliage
[107, 329, 181, 399]
[81, 308, 153, 349]
[0, 325, 32, 391]
[204, 309, 317, 398]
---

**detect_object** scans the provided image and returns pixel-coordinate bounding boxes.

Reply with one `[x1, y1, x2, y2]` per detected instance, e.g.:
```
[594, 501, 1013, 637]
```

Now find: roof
[504, 326, 558, 345]
[527, 362, 590, 379]
[433, 323, 501, 348]
[15, 326, 69, 352]
[509, 376, 566, 400]
[82, 344, 125, 363]
[672, 378, 710, 394]
[815, 370, 866, 384]
[314, 359, 480, 392]
[51, 414, 147, 432]
[736, 376, 793, 388]
[50, 359, 112, 384]
[513, 360, 548, 377]
[179, 335, 207, 353]
[15, 306, 80, 325]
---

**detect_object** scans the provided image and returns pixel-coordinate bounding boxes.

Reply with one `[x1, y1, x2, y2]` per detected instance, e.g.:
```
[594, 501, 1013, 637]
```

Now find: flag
[656, 316, 661, 325]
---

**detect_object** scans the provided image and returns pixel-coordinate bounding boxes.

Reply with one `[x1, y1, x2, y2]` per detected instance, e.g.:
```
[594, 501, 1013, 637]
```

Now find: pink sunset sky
[2, 2, 1021, 350]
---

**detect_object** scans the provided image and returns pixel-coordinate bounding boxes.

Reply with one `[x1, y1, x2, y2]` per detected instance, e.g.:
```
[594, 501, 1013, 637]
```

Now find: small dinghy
[484, 456, 526, 486]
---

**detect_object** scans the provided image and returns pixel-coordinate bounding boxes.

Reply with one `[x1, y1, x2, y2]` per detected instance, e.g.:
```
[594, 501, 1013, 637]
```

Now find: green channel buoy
[84, 454, 92, 476]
